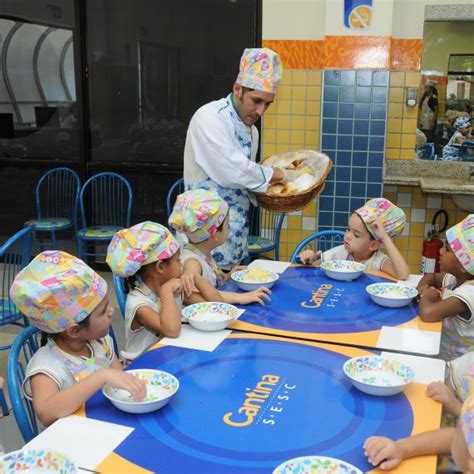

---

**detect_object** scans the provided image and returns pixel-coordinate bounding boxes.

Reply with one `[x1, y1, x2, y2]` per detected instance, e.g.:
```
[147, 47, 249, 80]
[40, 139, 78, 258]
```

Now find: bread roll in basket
[255, 150, 332, 213]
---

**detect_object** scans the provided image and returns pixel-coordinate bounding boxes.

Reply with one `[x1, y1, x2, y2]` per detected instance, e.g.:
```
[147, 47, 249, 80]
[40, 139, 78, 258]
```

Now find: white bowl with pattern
[273, 455, 362, 474]
[366, 282, 418, 308]
[231, 268, 279, 291]
[320, 260, 366, 281]
[103, 369, 179, 414]
[343, 355, 414, 396]
[0, 449, 77, 473]
[181, 302, 240, 331]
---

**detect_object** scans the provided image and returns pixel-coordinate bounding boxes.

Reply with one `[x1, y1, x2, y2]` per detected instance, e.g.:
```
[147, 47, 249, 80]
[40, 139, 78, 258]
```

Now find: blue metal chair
[7, 326, 41, 442]
[113, 274, 126, 319]
[0, 389, 8, 417]
[76, 172, 133, 262]
[290, 230, 345, 263]
[247, 207, 285, 262]
[166, 177, 184, 219]
[0, 227, 34, 351]
[24, 167, 81, 249]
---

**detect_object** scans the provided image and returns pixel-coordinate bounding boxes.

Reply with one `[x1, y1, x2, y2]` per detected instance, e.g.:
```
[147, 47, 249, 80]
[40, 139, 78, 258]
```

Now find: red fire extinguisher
[421, 210, 448, 273]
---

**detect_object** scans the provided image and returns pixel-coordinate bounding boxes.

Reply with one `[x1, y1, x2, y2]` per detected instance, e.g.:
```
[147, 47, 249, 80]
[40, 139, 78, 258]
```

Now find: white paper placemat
[381, 352, 446, 384]
[398, 274, 423, 288]
[247, 259, 291, 274]
[25, 415, 133, 471]
[376, 326, 441, 356]
[160, 321, 240, 352]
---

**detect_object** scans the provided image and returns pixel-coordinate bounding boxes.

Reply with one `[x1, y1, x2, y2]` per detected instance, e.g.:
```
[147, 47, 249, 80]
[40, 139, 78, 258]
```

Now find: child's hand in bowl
[104, 369, 147, 402]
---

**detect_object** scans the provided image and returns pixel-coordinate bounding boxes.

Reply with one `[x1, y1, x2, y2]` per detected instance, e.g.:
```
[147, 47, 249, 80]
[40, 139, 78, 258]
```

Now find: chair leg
[51, 230, 57, 249]
[0, 389, 9, 417]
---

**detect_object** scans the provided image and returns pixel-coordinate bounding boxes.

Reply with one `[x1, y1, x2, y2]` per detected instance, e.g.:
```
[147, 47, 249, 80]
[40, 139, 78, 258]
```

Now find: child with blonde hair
[168, 189, 271, 305]
[10, 251, 146, 427]
[417, 214, 474, 360]
[299, 198, 410, 280]
[107, 221, 219, 361]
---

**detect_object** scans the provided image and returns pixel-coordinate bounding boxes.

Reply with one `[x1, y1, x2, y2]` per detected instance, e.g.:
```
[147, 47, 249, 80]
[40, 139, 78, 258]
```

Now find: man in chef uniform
[183, 47, 291, 269]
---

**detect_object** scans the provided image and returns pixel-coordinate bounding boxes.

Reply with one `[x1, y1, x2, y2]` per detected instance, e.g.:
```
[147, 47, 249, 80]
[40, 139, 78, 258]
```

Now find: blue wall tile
[351, 182, 366, 196]
[320, 69, 387, 234]
[319, 196, 334, 211]
[352, 167, 367, 181]
[373, 87, 388, 103]
[337, 135, 353, 150]
[319, 212, 333, 226]
[336, 151, 352, 165]
[354, 120, 369, 135]
[353, 151, 368, 166]
[322, 134, 337, 149]
[370, 121, 385, 136]
[371, 103, 386, 119]
[353, 136, 368, 150]
[335, 198, 350, 212]
[338, 120, 353, 134]
[324, 87, 339, 101]
[324, 70, 341, 85]
[354, 103, 370, 119]
[341, 70, 356, 85]
[335, 166, 351, 181]
[373, 71, 389, 86]
[355, 87, 371, 102]
[368, 167, 383, 182]
[369, 137, 385, 152]
[339, 103, 354, 118]
[322, 119, 337, 134]
[356, 71, 372, 86]
[323, 103, 338, 118]
[339, 86, 355, 102]
[334, 212, 348, 227]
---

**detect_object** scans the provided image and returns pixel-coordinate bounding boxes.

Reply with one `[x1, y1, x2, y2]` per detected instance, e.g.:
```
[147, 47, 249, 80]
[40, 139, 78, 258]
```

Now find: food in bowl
[231, 268, 279, 291]
[320, 260, 366, 281]
[0, 449, 77, 473]
[366, 282, 418, 308]
[103, 369, 179, 414]
[181, 302, 240, 331]
[343, 355, 414, 396]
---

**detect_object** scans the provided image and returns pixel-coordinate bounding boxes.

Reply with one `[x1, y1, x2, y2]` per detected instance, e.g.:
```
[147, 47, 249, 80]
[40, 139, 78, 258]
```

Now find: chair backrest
[113, 274, 126, 319]
[78, 172, 133, 229]
[248, 207, 285, 260]
[7, 326, 41, 442]
[290, 230, 345, 263]
[36, 167, 81, 226]
[166, 177, 184, 219]
[0, 227, 34, 325]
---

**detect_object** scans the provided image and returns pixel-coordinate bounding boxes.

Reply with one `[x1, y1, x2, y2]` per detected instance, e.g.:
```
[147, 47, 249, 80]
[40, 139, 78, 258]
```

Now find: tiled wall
[319, 69, 387, 233]
[262, 70, 322, 260]
[384, 185, 468, 272]
[385, 71, 419, 160]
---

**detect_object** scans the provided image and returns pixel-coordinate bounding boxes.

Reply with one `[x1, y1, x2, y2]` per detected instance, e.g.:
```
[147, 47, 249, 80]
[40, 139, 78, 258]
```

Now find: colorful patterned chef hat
[355, 198, 406, 239]
[106, 221, 180, 277]
[461, 393, 474, 457]
[9, 251, 107, 334]
[446, 214, 474, 275]
[454, 116, 472, 131]
[168, 189, 229, 243]
[235, 48, 282, 94]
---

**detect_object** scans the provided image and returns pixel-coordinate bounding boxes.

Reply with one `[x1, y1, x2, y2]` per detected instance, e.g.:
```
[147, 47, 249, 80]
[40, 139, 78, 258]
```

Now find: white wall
[262, 0, 325, 40]
[264, 0, 474, 40]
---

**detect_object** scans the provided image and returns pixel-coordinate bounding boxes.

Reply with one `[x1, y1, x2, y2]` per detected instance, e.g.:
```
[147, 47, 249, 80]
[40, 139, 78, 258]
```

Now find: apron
[48, 337, 113, 382]
[187, 94, 253, 268]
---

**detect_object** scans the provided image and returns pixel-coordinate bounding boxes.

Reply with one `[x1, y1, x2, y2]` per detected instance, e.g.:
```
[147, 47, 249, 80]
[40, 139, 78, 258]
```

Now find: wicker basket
[255, 151, 333, 213]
